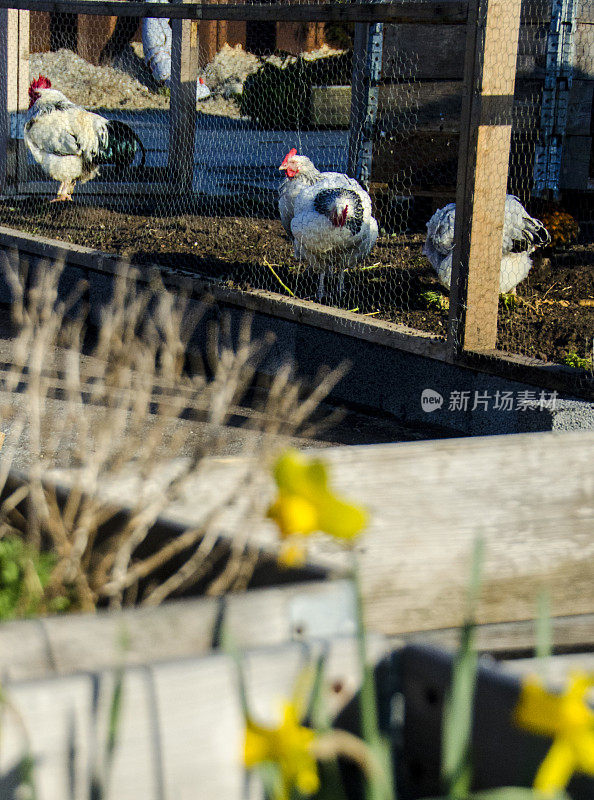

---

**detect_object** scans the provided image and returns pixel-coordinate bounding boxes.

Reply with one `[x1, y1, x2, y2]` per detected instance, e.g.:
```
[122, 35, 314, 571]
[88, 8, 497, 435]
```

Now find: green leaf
[307, 653, 329, 731]
[351, 557, 396, 800]
[17, 753, 38, 800]
[419, 789, 571, 800]
[535, 592, 552, 666]
[441, 537, 484, 798]
[105, 669, 124, 765]
[470, 789, 571, 800]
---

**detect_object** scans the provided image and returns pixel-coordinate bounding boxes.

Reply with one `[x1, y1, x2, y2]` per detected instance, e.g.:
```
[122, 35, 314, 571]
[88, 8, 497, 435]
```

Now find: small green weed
[0, 535, 70, 621]
[561, 351, 593, 370]
[500, 292, 521, 312]
[420, 290, 449, 312]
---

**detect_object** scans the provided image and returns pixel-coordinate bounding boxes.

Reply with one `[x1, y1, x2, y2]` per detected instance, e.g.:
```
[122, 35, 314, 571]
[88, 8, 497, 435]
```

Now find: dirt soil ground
[1, 197, 593, 368]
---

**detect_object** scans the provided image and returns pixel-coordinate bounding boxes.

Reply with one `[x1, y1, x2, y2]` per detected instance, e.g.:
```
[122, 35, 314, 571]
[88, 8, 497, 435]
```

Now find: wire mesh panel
[494, 0, 594, 376]
[0, 0, 592, 387]
[443, 0, 593, 387]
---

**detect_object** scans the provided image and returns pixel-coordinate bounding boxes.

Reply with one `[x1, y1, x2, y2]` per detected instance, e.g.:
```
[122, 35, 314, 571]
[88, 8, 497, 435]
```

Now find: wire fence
[0, 0, 592, 394]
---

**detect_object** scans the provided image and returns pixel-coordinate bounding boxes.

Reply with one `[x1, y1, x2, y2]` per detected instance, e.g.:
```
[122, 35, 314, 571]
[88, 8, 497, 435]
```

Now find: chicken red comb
[280, 148, 298, 168]
[199, 77, 205, 84]
[29, 75, 51, 97]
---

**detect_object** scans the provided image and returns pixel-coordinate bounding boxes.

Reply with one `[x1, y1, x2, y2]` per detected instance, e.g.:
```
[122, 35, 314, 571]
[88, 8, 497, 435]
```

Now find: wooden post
[0, 8, 29, 194]
[168, 0, 199, 193]
[347, 19, 383, 186]
[446, 0, 522, 356]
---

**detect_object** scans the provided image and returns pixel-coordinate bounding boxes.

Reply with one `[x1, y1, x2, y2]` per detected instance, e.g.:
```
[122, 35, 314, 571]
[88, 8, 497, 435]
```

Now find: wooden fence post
[347, 19, 383, 186]
[446, 0, 522, 356]
[169, 1, 199, 193]
[0, 8, 29, 194]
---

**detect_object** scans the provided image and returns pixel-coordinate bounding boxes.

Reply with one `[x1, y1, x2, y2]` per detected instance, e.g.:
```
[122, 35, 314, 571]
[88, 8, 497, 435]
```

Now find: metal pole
[347, 11, 384, 188]
[532, 0, 577, 198]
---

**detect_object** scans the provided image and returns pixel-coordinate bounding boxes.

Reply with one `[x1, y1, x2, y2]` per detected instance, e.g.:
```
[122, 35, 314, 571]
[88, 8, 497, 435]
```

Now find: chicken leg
[51, 180, 75, 202]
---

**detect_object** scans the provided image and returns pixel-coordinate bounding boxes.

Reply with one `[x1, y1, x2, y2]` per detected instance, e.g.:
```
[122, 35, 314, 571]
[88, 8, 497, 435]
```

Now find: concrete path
[15, 109, 349, 195]
[0, 311, 439, 474]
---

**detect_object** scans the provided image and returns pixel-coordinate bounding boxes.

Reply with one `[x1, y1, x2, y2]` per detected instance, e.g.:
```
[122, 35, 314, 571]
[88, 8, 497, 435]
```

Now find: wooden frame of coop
[0, 0, 592, 360]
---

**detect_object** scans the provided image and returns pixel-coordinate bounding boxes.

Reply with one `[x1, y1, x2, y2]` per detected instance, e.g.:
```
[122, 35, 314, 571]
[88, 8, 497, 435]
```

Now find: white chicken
[24, 76, 145, 202]
[423, 195, 550, 294]
[278, 149, 378, 302]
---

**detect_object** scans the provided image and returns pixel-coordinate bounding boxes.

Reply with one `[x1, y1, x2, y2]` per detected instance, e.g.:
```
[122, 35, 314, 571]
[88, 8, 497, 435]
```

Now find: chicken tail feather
[97, 121, 146, 168]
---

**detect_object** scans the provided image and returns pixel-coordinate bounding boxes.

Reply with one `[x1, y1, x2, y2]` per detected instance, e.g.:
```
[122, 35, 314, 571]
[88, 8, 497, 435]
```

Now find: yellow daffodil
[514, 672, 594, 796]
[244, 701, 320, 800]
[267, 449, 367, 565]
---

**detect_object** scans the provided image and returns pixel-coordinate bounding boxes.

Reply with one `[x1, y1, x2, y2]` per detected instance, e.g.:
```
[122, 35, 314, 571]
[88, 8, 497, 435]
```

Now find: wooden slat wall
[561, 16, 594, 190]
[375, 0, 594, 193]
[37, 430, 594, 637]
[0, 426, 592, 798]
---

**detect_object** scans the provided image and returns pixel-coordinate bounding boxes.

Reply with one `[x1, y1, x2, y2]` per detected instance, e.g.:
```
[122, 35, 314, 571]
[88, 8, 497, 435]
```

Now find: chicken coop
[0, 0, 593, 399]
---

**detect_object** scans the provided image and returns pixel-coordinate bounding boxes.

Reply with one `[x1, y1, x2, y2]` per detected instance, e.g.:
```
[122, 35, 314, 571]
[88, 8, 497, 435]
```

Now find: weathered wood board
[38, 430, 594, 637]
[0, 631, 388, 800]
[560, 134, 593, 190]
[0, 604, 592, 800]
[382, 23, 467, 82]
[378, 4, 594, 193]
[0, 581, 359, 680]
[0, 580, 592, 683]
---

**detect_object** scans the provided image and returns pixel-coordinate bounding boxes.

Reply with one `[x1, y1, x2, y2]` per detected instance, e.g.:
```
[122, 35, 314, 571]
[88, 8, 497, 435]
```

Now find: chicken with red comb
[278, 150, 378, 302]
[25, 76, 145, 201]
[28, 75, 52, 108]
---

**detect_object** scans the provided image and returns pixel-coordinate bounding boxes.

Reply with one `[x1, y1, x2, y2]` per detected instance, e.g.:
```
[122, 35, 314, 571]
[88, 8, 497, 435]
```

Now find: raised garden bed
[0, 198, 593, 369]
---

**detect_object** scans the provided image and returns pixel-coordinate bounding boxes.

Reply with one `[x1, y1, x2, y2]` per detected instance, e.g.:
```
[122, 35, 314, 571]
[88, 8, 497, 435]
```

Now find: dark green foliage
[324, 21, 355, 50]
[240, 52, 353, 130]
[97, 121, 146, 168]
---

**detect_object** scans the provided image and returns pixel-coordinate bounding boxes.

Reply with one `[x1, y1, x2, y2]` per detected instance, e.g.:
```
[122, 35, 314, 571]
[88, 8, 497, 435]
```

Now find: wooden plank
[1, 635, 389, 800]
[168, 2, 199, 191]
[0, 583, 592, 686]
[0, 581, 357, 680]
[378, 82, 463, 132]
[347, 22, 371, 178]
[371, 130, 460, 189]
[574, 19, 594, 76]
[376, 78, 541, 138]
[404, 613, 594, 656]
[296, 433, 594, 635]
[565, 79, 594, 135]
[0, 0, 471, 24]
[560, 134, 593, 190]
[0, 8, 29, 192]
[2, 671, 160, 800]
[447, 0, 522, 356]
[382, 24, 466, 82]
[35, 430, 594, 637]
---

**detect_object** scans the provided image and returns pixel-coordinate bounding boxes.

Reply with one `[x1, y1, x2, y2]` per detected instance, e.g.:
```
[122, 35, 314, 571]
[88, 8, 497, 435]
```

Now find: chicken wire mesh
[0, 0, 592, 385]
[444, 0, 593, 383]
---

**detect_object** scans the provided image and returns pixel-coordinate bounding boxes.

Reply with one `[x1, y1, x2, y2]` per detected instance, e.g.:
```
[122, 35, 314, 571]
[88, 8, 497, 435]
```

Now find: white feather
[423, 195, 549, 294]
[290, 183, 377, 269]
[278, 154, 378, 292]
[24, 88, 110, 189]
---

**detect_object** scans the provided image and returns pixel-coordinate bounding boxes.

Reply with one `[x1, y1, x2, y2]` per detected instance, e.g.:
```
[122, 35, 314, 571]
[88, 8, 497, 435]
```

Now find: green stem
[352, 556, 380, 743]
[351, 553, 395, 800]
[264, 260, 295, 297]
